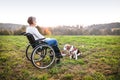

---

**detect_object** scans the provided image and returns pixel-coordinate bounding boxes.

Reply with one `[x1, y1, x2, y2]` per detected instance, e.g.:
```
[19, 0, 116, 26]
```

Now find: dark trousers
[52, 46, 61, 58]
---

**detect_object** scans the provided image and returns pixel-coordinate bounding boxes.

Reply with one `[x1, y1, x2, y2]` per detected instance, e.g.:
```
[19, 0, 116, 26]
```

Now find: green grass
[0, 35, 120, 80]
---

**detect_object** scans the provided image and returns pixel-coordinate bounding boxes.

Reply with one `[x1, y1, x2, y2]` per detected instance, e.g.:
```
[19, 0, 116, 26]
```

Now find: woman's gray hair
[27, 16, 36, 24]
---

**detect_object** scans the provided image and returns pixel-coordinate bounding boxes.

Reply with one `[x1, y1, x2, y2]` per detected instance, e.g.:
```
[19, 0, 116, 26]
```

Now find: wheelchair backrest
[24, 33, 46, 48]
[24, 33, 36, 44]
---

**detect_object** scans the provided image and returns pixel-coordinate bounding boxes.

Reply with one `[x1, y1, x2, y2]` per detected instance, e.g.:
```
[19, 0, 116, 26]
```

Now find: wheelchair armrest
[37, 38, 46, 41]
[20, 32, 26, 35]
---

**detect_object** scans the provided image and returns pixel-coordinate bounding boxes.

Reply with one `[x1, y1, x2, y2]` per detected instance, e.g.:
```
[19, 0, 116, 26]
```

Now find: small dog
[63, 44, 82, 60]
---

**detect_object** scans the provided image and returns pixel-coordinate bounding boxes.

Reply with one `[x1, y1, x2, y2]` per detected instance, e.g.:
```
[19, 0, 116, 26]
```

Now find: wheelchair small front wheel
[31, 44, 56, 69]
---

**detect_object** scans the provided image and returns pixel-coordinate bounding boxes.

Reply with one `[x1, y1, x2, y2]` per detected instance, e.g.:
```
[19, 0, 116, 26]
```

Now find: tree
[36, 26, 52, 35]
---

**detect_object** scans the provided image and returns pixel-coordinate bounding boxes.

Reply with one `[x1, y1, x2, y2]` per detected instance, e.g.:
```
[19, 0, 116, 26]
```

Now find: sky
[0, 0, 120, 27]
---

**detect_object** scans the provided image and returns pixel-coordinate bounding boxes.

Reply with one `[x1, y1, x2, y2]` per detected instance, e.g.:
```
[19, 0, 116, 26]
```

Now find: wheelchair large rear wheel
[31, 44, 56, 69]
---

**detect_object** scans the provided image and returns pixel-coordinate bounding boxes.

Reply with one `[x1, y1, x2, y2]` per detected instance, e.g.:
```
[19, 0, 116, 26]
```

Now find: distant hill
[0, 23, 27, 35]
[85, 22, 120, 35]
[86, 22, 120, 31]
[0, 23, 26, 31]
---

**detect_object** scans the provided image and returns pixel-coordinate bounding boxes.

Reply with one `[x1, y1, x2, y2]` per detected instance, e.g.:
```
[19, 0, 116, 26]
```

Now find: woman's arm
[33, 28, 45, 39]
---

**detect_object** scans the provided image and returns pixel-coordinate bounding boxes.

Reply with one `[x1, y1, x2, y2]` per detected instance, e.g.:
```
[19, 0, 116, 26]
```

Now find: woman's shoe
[56, 59, 60, 64]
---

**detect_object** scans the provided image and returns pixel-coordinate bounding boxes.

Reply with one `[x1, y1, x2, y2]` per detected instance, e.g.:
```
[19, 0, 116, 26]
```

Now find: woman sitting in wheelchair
[26, 16, 63, 64]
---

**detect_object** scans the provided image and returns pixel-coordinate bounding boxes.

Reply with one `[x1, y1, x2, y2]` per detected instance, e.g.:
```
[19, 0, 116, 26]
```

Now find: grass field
[0, 35, 120, 80]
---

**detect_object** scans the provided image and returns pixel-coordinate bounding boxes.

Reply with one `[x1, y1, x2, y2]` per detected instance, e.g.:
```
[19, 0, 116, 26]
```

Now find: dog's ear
[64, 44, 71, 50]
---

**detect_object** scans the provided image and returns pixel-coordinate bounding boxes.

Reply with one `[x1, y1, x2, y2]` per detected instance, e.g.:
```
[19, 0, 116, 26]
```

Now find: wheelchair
[24, 33, 56, 69]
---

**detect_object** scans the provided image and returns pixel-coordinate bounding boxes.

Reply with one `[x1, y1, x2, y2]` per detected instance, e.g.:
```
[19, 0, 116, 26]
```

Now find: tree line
[0, 22, 120, 35]
[51, 22, 120, 35]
